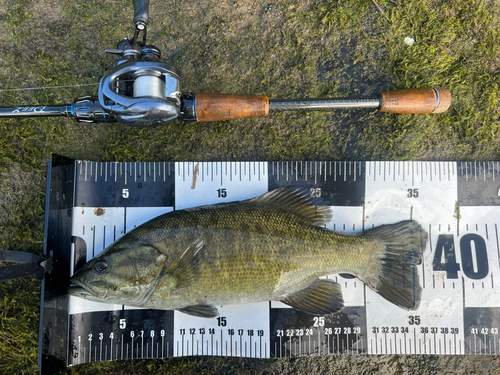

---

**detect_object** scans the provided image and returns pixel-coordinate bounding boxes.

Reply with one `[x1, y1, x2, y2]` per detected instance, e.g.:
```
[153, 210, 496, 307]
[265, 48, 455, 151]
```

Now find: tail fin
[360, 220, 427, 310]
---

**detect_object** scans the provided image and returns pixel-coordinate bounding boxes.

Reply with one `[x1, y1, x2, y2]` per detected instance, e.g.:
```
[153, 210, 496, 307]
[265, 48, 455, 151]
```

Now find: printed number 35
[407, 189, 419, 198]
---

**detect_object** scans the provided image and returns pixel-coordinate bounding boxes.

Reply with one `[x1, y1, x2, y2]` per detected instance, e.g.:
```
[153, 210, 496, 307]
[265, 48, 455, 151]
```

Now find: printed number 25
[407, 189, 419, 198]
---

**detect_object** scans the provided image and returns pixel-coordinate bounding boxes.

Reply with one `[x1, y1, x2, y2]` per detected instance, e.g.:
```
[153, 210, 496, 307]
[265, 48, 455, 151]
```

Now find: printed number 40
[433, 234, 489, 280]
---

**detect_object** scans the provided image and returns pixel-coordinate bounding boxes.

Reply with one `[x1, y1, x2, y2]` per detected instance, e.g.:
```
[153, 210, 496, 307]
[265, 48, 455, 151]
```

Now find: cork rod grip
[380, 88, 451, 114]
[195, 93, 270, 122]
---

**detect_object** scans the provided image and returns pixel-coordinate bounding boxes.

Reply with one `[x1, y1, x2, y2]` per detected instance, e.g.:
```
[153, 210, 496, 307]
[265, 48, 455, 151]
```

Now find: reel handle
[132, 0, 150, 28]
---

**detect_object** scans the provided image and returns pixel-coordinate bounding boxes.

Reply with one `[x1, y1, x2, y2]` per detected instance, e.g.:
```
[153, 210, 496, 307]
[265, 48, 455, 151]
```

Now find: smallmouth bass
[69, 187, 427, 317]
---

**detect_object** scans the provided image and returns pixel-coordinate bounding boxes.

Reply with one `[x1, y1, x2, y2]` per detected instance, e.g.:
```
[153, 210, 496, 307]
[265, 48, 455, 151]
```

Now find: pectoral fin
[178, 304, 220, 318]
[282, 278, 344, 315]
[165, 239, 204, 288]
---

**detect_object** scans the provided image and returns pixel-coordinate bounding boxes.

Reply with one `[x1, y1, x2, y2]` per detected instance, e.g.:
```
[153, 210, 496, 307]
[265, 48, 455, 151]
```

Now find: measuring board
[39, 156, 500, 374]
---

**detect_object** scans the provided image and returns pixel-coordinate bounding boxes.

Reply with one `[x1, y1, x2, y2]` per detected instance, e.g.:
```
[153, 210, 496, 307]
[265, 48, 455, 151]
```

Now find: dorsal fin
[251, 187, 332, 226]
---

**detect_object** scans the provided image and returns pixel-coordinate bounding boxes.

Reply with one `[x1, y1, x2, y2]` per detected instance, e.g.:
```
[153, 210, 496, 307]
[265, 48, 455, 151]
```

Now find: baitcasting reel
[97, 0, 193, 126]
[0, 0, 452, 126]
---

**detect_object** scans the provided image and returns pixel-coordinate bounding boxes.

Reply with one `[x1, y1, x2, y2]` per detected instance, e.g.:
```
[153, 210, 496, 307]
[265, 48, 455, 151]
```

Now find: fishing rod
[0, 0, 451, 126]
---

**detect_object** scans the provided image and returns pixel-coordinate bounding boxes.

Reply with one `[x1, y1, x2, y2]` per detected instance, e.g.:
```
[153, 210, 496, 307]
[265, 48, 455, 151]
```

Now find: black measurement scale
[39, 156, 500, 374]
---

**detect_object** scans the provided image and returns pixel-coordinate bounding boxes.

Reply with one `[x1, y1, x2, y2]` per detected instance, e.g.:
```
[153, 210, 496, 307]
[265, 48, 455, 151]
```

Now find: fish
[69, 187, 428, 318]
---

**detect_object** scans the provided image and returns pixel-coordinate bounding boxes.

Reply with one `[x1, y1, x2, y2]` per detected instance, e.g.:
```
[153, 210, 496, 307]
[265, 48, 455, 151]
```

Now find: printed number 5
[407, 189, 419, 198]
[122, 189, 130, 198]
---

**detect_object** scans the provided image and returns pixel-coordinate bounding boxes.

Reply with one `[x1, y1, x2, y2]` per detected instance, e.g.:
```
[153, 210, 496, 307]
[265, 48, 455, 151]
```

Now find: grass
[0, 0, 499, 373]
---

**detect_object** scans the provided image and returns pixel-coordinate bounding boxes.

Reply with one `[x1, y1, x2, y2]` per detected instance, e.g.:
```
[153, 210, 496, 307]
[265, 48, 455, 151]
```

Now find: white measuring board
[59, 160, 500, 366]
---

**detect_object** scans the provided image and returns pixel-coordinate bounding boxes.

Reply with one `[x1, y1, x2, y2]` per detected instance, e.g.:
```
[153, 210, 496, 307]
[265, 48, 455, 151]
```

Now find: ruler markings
[495, 224, 500, 273]
[412, 162, 415, 185]
[65, 160, 500, 364]
[102, 226, 106, 250]
[315, 162, 317, 185]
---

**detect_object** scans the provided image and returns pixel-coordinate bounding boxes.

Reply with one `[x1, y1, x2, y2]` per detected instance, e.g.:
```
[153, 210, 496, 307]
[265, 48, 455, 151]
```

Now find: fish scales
[146, 208, 372, 307]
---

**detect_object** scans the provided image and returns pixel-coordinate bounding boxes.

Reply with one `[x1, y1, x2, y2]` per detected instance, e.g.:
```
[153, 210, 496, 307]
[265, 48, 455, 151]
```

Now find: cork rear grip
[195, 93, 270, 122]
[380, 88, 451, 114]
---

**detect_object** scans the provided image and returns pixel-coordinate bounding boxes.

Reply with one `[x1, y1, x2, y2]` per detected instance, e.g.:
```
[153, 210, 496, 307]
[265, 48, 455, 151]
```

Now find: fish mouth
[68, 284, 94, 298]
[69, 277, 108, 299]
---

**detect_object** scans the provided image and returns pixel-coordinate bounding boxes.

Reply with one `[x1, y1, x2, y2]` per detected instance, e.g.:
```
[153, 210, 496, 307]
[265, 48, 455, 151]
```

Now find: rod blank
[269, 98, 381, 112]
[269, 88, 452, 114]
[0, 106, 71, 118]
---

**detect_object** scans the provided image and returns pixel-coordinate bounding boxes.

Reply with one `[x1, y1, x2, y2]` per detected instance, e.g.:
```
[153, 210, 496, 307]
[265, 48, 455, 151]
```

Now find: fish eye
[94, 261, 108, 273]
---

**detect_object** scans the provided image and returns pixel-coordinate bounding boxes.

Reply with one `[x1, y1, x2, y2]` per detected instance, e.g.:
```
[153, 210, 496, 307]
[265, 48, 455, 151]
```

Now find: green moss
[0, 279, 40, 375]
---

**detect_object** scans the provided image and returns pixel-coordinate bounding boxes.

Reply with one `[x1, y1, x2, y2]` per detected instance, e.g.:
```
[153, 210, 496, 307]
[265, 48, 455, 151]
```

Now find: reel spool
[133, 73, 166, 99]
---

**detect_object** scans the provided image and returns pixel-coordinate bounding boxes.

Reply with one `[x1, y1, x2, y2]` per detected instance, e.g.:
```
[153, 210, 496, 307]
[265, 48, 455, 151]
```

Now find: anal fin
[282, 278, 344, 315]
[178, 304, 220, 318]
